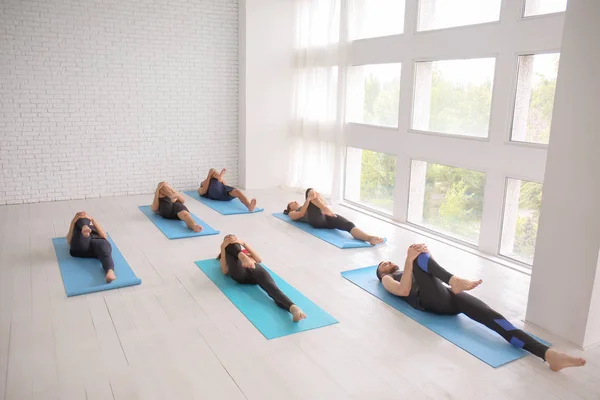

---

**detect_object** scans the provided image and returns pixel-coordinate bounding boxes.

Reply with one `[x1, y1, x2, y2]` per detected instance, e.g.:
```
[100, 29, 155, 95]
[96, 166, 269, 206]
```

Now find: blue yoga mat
[341, 266, 550, 368]
[52, 235, 142, 297]
[272, 213, 386, 249]
[184, 190, 264, 215]
[195, 259, 338, 339]
[138, 205, 219, 239]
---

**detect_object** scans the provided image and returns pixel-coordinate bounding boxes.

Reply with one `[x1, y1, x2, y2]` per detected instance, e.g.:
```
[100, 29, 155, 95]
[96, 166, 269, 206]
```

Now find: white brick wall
[0, 0, 239, 205]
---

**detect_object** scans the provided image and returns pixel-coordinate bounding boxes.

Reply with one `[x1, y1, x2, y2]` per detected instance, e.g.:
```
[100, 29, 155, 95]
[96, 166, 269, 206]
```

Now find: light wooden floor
[1, 188, 598, 400]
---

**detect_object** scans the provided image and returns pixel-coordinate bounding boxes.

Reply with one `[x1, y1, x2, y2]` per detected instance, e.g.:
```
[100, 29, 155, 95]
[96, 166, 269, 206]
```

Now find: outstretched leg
[415, 253, 481, 294]
[453, 292, 585, 370]
[316, 211, 384, 245]
[349, 227, 384, 246]
[250, 265, 306, 322]
[229, 188, 257, 211]
[176, 210, 203, 232]
[91, 239, 116, 283]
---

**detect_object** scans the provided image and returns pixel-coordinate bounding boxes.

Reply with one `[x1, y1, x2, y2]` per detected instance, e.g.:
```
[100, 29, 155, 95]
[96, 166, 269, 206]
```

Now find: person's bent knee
[225, 243, 243, 256]
[414, 252, 431, 271]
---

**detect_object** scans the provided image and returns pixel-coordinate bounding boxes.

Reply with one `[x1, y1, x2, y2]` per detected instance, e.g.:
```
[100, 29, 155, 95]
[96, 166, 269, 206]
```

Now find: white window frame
[295, 0, 565, 265]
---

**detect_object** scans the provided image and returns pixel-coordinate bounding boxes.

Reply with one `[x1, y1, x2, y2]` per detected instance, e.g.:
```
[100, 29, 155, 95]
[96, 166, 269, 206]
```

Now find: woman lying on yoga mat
[67, 211, 116, 283]
[376, 244, 586, 372]
[151, 181, 202, 232]
[198, 168, 257, 212]
[284, 188, 384, 246]
[217, 234, 306, 322]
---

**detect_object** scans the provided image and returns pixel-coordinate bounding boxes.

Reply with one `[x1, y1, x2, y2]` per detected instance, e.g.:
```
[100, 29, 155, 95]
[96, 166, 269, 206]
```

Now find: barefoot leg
[449, 276, 483, 294]
[545, 348, 587, 372]
[229, 188, 256, 211]
[177, 211, 203, 232]
[217, 168, 227, 182]
[105, 269, 116, 283]
[290, 305, 307, 322]
[238, 252, 256, 269]
[349, 227, 384, 245]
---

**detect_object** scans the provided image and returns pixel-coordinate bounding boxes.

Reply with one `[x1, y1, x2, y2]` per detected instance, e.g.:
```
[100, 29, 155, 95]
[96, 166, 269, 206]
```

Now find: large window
[417, 0, 501, 32]
[524, 0, 568, 17]
[412, 58, 496, 138]
[500, 179, 543, 265]
[511, 53, 560, 145]
[349, 0, 405, 40]
[346, 63, 401, 128]
[408, 161, 485, 244]
[292, 0, 564, 265]
[345, 148, 396, 214]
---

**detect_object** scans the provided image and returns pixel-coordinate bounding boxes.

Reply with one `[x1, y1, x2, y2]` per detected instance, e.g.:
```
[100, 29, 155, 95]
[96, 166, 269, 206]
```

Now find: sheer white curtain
[286, 0, 346, 202]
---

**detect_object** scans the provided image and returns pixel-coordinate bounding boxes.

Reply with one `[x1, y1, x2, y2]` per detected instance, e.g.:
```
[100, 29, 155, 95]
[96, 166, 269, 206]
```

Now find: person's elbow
[396, 287, 410, 297]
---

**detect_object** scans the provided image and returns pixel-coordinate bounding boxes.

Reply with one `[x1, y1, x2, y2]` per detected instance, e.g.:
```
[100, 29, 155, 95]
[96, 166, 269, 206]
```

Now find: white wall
[526, 0, 600, 348]
[0, 0, 239, 205]
[238, 0, 294, 190]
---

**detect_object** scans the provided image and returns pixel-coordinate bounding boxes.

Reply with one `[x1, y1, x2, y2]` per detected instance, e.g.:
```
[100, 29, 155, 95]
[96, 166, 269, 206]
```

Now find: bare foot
[290, 305, 306, 322]
[192, 224, 203, 232]
[449, 276, 482, 294]
[546, 349, 586, 372]
[105, 269, 116, 283]
[368, 236, 384, 246]
[218, 168, 226, 181]
[239, 253, 255, 269]
[248, 198, 257, 212]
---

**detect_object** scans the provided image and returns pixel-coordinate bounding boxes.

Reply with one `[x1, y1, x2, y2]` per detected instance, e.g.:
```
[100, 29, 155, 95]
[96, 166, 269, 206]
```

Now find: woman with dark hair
[376, 243, 587, 372]
[218, 234, 306, 322]
[284, 188, 384, 246]
[67, 211, 116, 283]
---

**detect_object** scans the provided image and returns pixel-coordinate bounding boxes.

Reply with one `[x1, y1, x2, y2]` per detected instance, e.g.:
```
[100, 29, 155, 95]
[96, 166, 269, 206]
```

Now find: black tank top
[390, 271, 424, 311]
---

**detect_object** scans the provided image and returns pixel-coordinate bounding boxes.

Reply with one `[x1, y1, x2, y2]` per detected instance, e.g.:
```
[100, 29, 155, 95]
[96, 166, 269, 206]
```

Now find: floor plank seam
[196, 328, 249, 400]
[103, 297, 130, 366]
[2, 320, 11, 400]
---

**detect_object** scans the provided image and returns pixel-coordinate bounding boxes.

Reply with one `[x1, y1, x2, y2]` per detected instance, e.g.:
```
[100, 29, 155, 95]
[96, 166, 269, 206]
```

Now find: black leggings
[224, 244, 294, 311]
[305, 203, 356, 232]
[70, 236, 114, 272]
[413, 253, 549, 360]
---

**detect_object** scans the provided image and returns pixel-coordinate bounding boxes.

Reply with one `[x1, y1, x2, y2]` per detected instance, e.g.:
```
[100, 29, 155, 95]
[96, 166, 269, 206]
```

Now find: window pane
[408, 160, 485, 244]
[345, 147, 396, 214]
[524, 0, 567, 17]
[296, 0, 340, 48]
[412, 58, 495, 137]
[500, 179, 543, 265]
[346, 63, 401, 128]
[349, 0, 405, 40]
[417, 0, 501, 32]
[511, 53, 560, 144]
